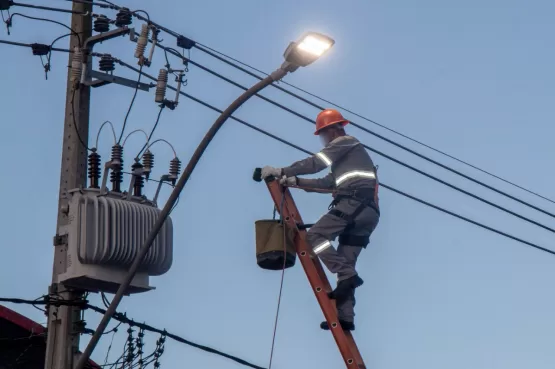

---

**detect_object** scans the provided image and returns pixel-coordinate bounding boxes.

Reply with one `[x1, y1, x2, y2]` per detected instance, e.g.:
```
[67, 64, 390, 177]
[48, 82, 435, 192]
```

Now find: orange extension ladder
[260, 174, 366, 369]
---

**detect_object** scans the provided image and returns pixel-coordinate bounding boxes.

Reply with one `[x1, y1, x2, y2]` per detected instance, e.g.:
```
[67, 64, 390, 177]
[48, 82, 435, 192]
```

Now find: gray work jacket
[282, 135, 377, 193]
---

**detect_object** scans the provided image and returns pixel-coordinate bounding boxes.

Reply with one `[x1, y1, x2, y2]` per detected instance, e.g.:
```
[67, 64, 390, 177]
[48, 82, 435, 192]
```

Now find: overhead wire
[11, 1, 86, 15]
[54, 0, 554, 213]
[0, 38, 69, 52]
[71, 88, 93, 151]
[115, 61, 555, 257]
[174, 46, 555, 219]
[43, 32, 72, 79]
[96, 120, 118, 148]
[157, 45, 555, 233]
[59, 0, 113, 8]
[0, 38, 552, 255]
[5, 13, 81, 45]
[0, 8, 10, 24]
[50, 0, 555, 206]
[142, 138, 177, 158]
[122, 129, 149, 149]
[85, 303, 266, 369]
[0, 13, 554, 367]
[0, 295, 265, 369]
[136, 105, 165, 159]
[191, 45, 555, 206]
[117, 65, 144, 144]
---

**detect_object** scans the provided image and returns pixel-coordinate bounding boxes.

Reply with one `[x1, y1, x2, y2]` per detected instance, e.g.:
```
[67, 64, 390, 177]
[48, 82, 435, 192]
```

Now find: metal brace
[53, 234, 68, 246]
[80, 27, 152, 91]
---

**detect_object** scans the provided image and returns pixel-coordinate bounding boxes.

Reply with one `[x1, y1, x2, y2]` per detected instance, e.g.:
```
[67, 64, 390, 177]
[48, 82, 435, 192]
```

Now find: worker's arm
[282, 136, 359, 178]
[297, 173, 335, 192]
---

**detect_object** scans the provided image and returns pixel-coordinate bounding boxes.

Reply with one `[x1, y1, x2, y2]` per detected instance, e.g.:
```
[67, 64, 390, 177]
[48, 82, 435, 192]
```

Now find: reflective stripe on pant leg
[306, 210, 354, 275]
[313, 240, 333, 254]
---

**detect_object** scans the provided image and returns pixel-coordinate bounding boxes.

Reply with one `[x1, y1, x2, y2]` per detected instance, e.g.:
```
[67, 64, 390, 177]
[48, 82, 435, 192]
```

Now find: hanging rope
[268, 186, 287, 369]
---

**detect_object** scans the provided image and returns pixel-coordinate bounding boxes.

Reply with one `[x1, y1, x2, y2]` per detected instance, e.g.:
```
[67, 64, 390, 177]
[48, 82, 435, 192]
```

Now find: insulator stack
[115, 7, 132, 27]
[169, 157, 181, 185]
[94, 15, 110, 33]
[131, 161, 144, 197]
[88, 151, 101, 188]
[126, 327, 135, 365]
[155, 69, 168, 103]
[134, 24, 150, 60]
[142, 150, 154, 179]
[70, 47, 83, 82]
[99, 54, 115, 72]
[110, 144, 124, 193]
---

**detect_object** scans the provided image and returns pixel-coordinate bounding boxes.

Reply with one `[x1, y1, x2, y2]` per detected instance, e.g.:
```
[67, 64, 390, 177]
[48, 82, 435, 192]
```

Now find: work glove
[261, 166, 282, 180]
[279, 175, 297, 187]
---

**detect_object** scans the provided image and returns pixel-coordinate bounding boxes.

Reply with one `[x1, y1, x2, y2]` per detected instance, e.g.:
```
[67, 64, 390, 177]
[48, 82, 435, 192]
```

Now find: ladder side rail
[265, 179, 366, 369]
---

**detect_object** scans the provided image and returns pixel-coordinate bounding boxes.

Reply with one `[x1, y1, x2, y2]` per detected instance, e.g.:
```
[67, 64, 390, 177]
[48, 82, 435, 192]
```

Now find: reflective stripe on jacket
[282, 135, 377, 194]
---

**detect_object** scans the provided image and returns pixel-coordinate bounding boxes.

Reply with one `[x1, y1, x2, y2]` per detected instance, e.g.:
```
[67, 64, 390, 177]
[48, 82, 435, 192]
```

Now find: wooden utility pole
[44, 2, 92, 369]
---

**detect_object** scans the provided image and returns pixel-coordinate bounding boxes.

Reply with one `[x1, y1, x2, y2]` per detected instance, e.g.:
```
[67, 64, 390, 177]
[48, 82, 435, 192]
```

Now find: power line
[55, 0, 554, 206]
[1, 37, 553, 254]
[57, 0, 555, 209]
[0, 38, 69, 52]
[117, 65, 144, 144]
[191, 44, 555, 216]
[158, 44, 555, 234]
[114, 60, 555, 257]
[71, 87, 93, 151]
[84, 304, 267, 369]
[0, 296, 267, 369]
[11, 1, 85, 15]
[136, 105, 164, 159]
[192, 46, 555, 206]
[5, 12, 81, 45]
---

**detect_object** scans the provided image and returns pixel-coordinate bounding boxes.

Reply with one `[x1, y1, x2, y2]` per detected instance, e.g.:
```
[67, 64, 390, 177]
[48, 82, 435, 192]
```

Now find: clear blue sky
[1, 0, 554, 368]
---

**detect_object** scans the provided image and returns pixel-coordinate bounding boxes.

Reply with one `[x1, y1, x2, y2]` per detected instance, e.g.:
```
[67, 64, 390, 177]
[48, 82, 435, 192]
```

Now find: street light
[75, 31, 334, 369]
[282, 32, 335, 71]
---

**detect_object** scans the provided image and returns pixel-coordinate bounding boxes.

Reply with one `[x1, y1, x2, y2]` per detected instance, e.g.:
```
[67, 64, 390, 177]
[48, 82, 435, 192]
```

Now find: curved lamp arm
[74, 66, 288, 369]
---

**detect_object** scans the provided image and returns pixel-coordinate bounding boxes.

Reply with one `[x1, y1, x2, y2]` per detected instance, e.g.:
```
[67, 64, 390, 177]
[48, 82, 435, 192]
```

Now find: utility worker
[261, 108, 380, 331]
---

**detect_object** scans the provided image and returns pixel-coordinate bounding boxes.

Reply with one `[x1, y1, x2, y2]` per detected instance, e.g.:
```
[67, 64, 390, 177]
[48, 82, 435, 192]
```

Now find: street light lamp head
[282, 32, 335, 72]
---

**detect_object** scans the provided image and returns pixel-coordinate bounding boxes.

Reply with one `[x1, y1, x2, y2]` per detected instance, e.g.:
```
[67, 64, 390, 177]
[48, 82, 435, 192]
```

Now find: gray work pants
[306, 197, 379, 322]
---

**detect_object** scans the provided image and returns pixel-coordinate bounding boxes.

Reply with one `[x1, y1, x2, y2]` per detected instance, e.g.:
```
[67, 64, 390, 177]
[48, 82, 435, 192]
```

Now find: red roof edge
[0, 305, 101, 368]
[0, 305, 46, 335]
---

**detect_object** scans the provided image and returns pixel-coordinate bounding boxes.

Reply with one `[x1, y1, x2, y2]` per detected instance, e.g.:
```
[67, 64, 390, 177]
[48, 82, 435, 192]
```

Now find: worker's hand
[261, 166, 281, 180]
[279, 175, 297, 187]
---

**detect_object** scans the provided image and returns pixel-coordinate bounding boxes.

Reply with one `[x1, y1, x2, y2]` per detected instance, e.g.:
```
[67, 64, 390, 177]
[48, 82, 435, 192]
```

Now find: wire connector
[0, 0, 11, 11]
[31, 43, 50, 56]
[176, 35, 195, 50]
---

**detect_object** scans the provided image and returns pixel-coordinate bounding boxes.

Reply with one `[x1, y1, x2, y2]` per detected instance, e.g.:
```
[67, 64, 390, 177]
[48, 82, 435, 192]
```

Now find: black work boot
[328, 274, 364, 302]
[320, 320, 355, 331]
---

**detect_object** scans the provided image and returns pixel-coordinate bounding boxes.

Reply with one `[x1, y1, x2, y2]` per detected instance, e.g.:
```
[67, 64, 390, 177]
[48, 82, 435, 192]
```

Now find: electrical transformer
[57, 188, 173, 294]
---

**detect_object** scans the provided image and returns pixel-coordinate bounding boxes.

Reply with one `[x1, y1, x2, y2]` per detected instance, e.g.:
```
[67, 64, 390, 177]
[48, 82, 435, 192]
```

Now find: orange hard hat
[314, 109, 349, 135]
